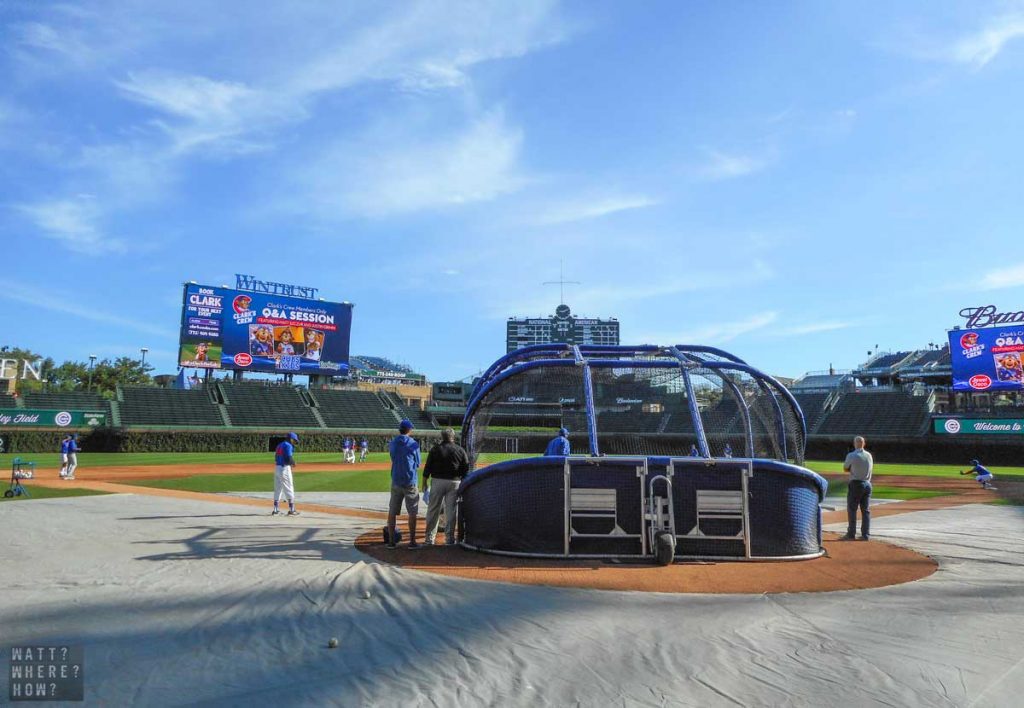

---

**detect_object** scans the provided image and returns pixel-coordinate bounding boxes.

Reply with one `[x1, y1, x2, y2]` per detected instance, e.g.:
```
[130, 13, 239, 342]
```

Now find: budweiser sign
[959, 306, 1024, 329]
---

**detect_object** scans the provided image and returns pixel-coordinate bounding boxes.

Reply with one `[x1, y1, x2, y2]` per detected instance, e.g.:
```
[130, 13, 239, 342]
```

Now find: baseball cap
[970, 459, 979, 466]
[559, 427, 569, 436]
[399, 419, 414, 432]
[288, 432, 299, 442]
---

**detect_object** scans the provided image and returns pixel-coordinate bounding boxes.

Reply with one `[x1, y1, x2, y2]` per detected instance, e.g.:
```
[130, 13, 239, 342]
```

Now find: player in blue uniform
[273, 433, 300, 515]
[65, 434, 79, 479]
[544, 428, 570, 456]
[723, 443, 733, 458]
[689, 444, 699, 457]
[960, 459, 996, 490]
[59, 434, 72, 478]
[359, 437, 369, 462]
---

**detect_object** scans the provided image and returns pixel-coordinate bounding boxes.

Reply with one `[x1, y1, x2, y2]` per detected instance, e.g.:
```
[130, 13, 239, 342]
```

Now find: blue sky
[4, 1, 1024, 382]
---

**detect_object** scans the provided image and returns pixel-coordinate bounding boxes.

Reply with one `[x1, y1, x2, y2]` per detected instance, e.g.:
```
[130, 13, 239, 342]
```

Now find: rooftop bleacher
[218, 382, 320, 428]
[858, 351, 912, 371]
[119, 387, 223, 427]
[791, 372, 850, 391]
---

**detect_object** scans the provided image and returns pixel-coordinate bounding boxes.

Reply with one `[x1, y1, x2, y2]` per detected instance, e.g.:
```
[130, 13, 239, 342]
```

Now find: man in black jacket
[422, 428, 470, 545]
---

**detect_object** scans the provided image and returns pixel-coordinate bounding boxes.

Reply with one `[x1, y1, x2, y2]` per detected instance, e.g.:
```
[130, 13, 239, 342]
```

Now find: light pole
[88, 354, 97, 391]
[140, 347, 149, 366]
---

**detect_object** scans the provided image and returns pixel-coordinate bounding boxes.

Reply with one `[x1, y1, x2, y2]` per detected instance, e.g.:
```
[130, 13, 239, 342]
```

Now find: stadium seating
[378, 391, 437, 430]
[218, 382, 320, 428]
[815, 390, 930, 437]
[119, 387, 224, 427]
[24, 391, 107, 410]
[792, 392, 830, 432]
[311, 389, 400, 429]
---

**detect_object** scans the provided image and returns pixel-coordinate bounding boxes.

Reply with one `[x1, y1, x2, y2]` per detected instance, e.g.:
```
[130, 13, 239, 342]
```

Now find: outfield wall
[1, 427, 1019, 464]
[1, 428, 441, 454]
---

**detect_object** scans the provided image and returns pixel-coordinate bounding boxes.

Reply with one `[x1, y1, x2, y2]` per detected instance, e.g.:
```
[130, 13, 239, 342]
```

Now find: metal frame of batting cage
[461, 344, 807, 466]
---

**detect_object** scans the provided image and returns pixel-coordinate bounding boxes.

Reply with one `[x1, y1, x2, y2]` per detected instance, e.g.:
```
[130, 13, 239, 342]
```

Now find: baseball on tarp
[328, 638, 339, 649]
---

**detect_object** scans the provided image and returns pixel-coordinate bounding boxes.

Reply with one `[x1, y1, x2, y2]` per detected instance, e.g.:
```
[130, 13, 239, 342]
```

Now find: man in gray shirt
[843, 436, 873, 540]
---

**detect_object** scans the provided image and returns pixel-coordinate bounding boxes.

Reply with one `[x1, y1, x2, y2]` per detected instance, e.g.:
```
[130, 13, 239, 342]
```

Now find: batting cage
[458, 344, 827, 562]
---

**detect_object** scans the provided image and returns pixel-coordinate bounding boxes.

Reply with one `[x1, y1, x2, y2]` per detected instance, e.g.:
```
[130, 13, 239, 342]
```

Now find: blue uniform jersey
[389, 434, 421, 487]
[68, 439, 78, 453]
[275, 441, 295, 466]
[360, 440, 368, 449]
[545, 436, 570, 456]
[60, 439, 70, 454]
[973, 463, 992, 476]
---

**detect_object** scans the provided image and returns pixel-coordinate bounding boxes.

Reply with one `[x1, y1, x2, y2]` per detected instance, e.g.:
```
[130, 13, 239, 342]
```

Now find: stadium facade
[506, 304, 619, 353]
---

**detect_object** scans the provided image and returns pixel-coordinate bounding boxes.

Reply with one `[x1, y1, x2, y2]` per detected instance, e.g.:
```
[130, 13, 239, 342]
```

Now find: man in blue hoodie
[273, 432, 300, 516]
[387, 419, 421, 548]
[545, 427, 570, 456]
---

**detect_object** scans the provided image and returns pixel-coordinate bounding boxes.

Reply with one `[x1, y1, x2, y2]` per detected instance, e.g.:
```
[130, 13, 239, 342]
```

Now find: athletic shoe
[842, 534, 855, 541]
[271, 509, 281, 516]
[65, 476, 75, 480]
[858, 536, 870, 541]
[287, 509, 300, 516]
[407, 542, 421, 549]
[385, 541, 397, 549]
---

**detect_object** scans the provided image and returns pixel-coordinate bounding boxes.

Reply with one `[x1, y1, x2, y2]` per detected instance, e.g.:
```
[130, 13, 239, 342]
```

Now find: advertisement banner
[948, 327, 1024, 391]
[934, 418, 1024, 435]
[179, 284, 352, 376]
[0, 409, 107, 428]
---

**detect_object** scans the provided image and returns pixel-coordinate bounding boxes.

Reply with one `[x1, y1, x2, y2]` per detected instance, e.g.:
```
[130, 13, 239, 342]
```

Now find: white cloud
[981, 262, 1024, 289]
[698, 150, 770, 181]
[16, 197, 125, 254]
[299, 110, 525, 217]
[776, 321, 853, 336]
[638, 311, 780, 346]
[948, 13, 1024, 68]
[532, 195, 658, 226]
[115, 71, 300, 155]
[0, 283, 172, 338]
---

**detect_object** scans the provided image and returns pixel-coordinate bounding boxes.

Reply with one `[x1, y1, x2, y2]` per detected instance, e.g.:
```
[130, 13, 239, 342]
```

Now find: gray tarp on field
[1, 495, 1021, 706]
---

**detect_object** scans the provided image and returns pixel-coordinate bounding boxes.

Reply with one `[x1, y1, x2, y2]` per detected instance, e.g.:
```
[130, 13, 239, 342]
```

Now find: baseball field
[1, 450, 1022, 704]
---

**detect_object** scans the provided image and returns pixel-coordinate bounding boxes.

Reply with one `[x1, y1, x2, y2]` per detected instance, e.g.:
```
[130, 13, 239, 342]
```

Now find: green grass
[130, 469, 392, 494]
[823, 481, 951, 501]
[0, 486, 111, 503]
[0, 451, 397, 468]
[805, 460, 1024, 478]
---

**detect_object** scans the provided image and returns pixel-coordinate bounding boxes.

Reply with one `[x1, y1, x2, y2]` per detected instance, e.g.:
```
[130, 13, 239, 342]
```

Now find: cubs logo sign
[943, 419, 961, 434]
[54, 411, 73, 427]
[969, 374, 992, 390]
[233, 352, 253, 367]
[959, 332, 979, 349]
[232, 295, 252, 314]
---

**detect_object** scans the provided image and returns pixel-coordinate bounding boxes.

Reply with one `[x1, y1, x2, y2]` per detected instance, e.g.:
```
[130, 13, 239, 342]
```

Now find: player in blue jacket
[387, 420, 421, 548]
[273, 432, 300, 516]
[960, 459, 996, 490]
[544, 428, 570, 456]
[59, 434, 72, 479]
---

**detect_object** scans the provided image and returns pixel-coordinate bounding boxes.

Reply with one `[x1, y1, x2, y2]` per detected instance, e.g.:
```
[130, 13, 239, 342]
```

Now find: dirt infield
[355, 530, 938, 594]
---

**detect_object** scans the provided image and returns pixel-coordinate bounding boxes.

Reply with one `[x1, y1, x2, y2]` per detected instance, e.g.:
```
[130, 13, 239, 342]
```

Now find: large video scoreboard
[179, 280, 353, 376]
[506, 304, 619, 353]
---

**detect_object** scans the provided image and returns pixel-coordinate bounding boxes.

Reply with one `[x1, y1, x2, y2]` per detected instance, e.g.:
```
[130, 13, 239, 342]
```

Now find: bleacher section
[218, 383, 320, 428]
[379, 391, 437, 430]
[815, 391, 930, 437]
[792, 392, 830, 432]
[119, 387, 223, 427]
[24, 392, 107, 410]
[311, 389, 400, 429]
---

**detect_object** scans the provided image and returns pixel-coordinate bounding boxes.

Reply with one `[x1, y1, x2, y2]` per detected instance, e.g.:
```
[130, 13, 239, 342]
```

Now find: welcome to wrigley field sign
[935, 418, 1024, 435]
[0, 409, 107, 428]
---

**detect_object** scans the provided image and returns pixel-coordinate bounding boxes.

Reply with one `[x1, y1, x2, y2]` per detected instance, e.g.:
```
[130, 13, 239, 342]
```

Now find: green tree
[0, 345, 55, 394]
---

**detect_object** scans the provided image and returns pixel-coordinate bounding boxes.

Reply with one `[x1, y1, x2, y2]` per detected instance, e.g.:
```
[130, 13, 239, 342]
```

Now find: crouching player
[960, 459, 996, 490]
[273, 433, 301, 516]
